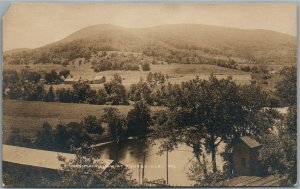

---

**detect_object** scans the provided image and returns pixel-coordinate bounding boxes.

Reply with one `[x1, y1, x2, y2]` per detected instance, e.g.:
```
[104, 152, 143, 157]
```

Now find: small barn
[64, 78, 80, 84]
[82, 79, 91, 84]
[232, 136, 262, 176]
[92, 76, 106, 84]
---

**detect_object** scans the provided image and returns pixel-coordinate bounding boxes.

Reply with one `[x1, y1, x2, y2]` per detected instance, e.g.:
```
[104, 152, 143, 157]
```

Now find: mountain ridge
[4, 23, 296, 66]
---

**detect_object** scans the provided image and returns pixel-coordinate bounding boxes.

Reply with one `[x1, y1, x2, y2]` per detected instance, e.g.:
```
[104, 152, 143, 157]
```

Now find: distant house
[83, 79, 91, 84]
[232, 136, 263, 176]
[92, 76, 106, 84]
[64, 78, 80, 84]
[59, 75, 65, 81]
[2, 145, 117, 187]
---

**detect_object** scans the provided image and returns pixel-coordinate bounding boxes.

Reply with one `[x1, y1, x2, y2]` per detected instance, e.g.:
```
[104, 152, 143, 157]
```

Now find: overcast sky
[3, 3, 297, 51]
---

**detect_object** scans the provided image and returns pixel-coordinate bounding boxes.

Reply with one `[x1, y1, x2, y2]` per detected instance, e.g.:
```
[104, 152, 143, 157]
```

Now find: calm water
[96, 138, 225, 186]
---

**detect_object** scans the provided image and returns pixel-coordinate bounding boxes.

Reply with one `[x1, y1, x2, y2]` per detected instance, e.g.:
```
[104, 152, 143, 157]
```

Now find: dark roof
[240, 136, 262, 148]
[3, 145, 114, 171]
[224, 175, 282, 186]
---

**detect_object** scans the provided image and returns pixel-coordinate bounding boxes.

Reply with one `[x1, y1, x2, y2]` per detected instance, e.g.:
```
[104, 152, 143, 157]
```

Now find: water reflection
[96, 138, 149, 161]
[95, 138, 225, 186]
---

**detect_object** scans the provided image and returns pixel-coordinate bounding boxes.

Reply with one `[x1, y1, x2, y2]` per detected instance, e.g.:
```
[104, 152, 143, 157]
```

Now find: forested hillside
[4, 24, 296, 68]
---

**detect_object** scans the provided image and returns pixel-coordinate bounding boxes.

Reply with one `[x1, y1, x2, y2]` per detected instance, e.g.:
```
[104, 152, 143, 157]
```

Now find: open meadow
[3, 99, 164, 143]
[4, 62, 252, 90]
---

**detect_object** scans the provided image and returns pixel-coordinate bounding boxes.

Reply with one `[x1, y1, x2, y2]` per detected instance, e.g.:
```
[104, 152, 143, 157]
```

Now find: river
[95, 138, 225, 186]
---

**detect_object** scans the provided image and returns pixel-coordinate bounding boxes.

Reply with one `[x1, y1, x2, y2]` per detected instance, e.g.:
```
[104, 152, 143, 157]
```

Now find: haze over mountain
[4, 24, 296, 66]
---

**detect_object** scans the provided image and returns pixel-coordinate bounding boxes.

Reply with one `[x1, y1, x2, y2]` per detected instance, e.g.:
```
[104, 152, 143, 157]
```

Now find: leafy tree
[141, 63, 151, 71]
[127, 100, 151, 136]
[56, 88, 74, 103]
[35, 122, 55, 150]
[187, 160, 226, 186]
[259, 106, 297, 186]
[12, 82, 46, 101]
[85, 89, 98, 104]
[105, 74, 122, 91]
[8, 127, 22, 146]
[101, 108, 127, 142]
[104, 75, 128, 105]
[275, 66, 296, 106]
[53, 124, 70, 151]
[96, 88, 108, 105]
[82, 115, 103, 134]
[20, 69, 41, 83]
[72, 83, 91, 103]
[146, 72, 166, 87]
[66, 122, 89, 148]
[57, 145, 137, 187]
[8, 82, 24, 99]
[86, 88, 108, 105]
[45, 70, 59, 84]
[184, 76, 242, 172]
[3, 70, 19, 85]
[222, 84, 270, 146]
[151, 75, 274, 173]
[44, 85, 56, 102]
[240, 65, 251, 72]
[128, 81, 152, 104]
[59, 69, 71, 79]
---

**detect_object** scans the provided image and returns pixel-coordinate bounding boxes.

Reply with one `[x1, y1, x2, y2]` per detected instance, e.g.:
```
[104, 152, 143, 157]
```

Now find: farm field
[5, 62, 252, 90]
[2, 99, 164, 143]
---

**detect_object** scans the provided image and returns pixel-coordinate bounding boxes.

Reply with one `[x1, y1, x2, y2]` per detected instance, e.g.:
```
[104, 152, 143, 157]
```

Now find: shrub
[141, 63, 151, 71]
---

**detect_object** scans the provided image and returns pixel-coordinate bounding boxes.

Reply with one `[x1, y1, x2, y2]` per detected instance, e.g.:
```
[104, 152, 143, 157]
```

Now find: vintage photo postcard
[2, 3, 297, 187]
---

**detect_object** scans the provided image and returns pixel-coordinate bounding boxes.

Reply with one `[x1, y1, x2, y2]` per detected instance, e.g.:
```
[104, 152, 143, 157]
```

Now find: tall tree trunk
[202, 153, 208, 176]
[193, 143, 201, 162]
[211, 146, 217, 173]
[210, 136, 217, 173]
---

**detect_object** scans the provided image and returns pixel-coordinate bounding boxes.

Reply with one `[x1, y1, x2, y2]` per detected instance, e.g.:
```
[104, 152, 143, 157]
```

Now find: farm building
[83, 79, 91, 84]
[59, 75, 65, 81]
[64, 78, 80, 84]
[92, 76, 106, 84]
[232, 136, 263, 176]
[222, 136, 283, 186]
[2, 144, 116, 187]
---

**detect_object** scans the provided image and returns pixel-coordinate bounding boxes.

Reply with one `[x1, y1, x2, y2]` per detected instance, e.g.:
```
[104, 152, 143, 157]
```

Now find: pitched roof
[224, 175, 282, 186]
[240, 136, 262, 148]
[64, 78, 74, 82]
[3, 145, 114, 171]
[93, 76, 104, 80]
[64, 78, 80, 82]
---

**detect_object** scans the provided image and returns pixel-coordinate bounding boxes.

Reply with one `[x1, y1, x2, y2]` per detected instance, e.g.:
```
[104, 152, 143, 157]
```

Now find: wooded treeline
[3, 66, 296, 186]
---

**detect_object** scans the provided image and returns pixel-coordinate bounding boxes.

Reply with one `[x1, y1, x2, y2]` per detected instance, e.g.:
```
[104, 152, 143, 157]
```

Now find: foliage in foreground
[259, 106, 297, 186]
[187, 159, 226, 186]
[3, 144, 137, 187]
[57, 145, 137, 187]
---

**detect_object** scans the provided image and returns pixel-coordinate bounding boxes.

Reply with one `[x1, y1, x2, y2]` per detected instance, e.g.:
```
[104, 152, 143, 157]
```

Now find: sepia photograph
[2, 3, 297, 187]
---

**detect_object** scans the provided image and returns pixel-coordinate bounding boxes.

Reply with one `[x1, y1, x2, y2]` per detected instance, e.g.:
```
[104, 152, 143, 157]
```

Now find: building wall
[64, 80, 74, 84]
[232, 142, 251, 176]
[92, 78, 106, 84]
[3, 161, 61, 187]
[249, 149, 264, 176]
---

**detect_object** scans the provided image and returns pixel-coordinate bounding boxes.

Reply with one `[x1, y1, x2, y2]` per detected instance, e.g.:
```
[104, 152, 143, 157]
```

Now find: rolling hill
[4, 24, 297, 66]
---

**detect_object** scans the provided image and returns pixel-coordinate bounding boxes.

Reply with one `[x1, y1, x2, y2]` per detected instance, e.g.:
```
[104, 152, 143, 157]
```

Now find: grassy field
[2, 62, 254, 143]
[5, 62, 252, 90]
[3, 99, 163, 143]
